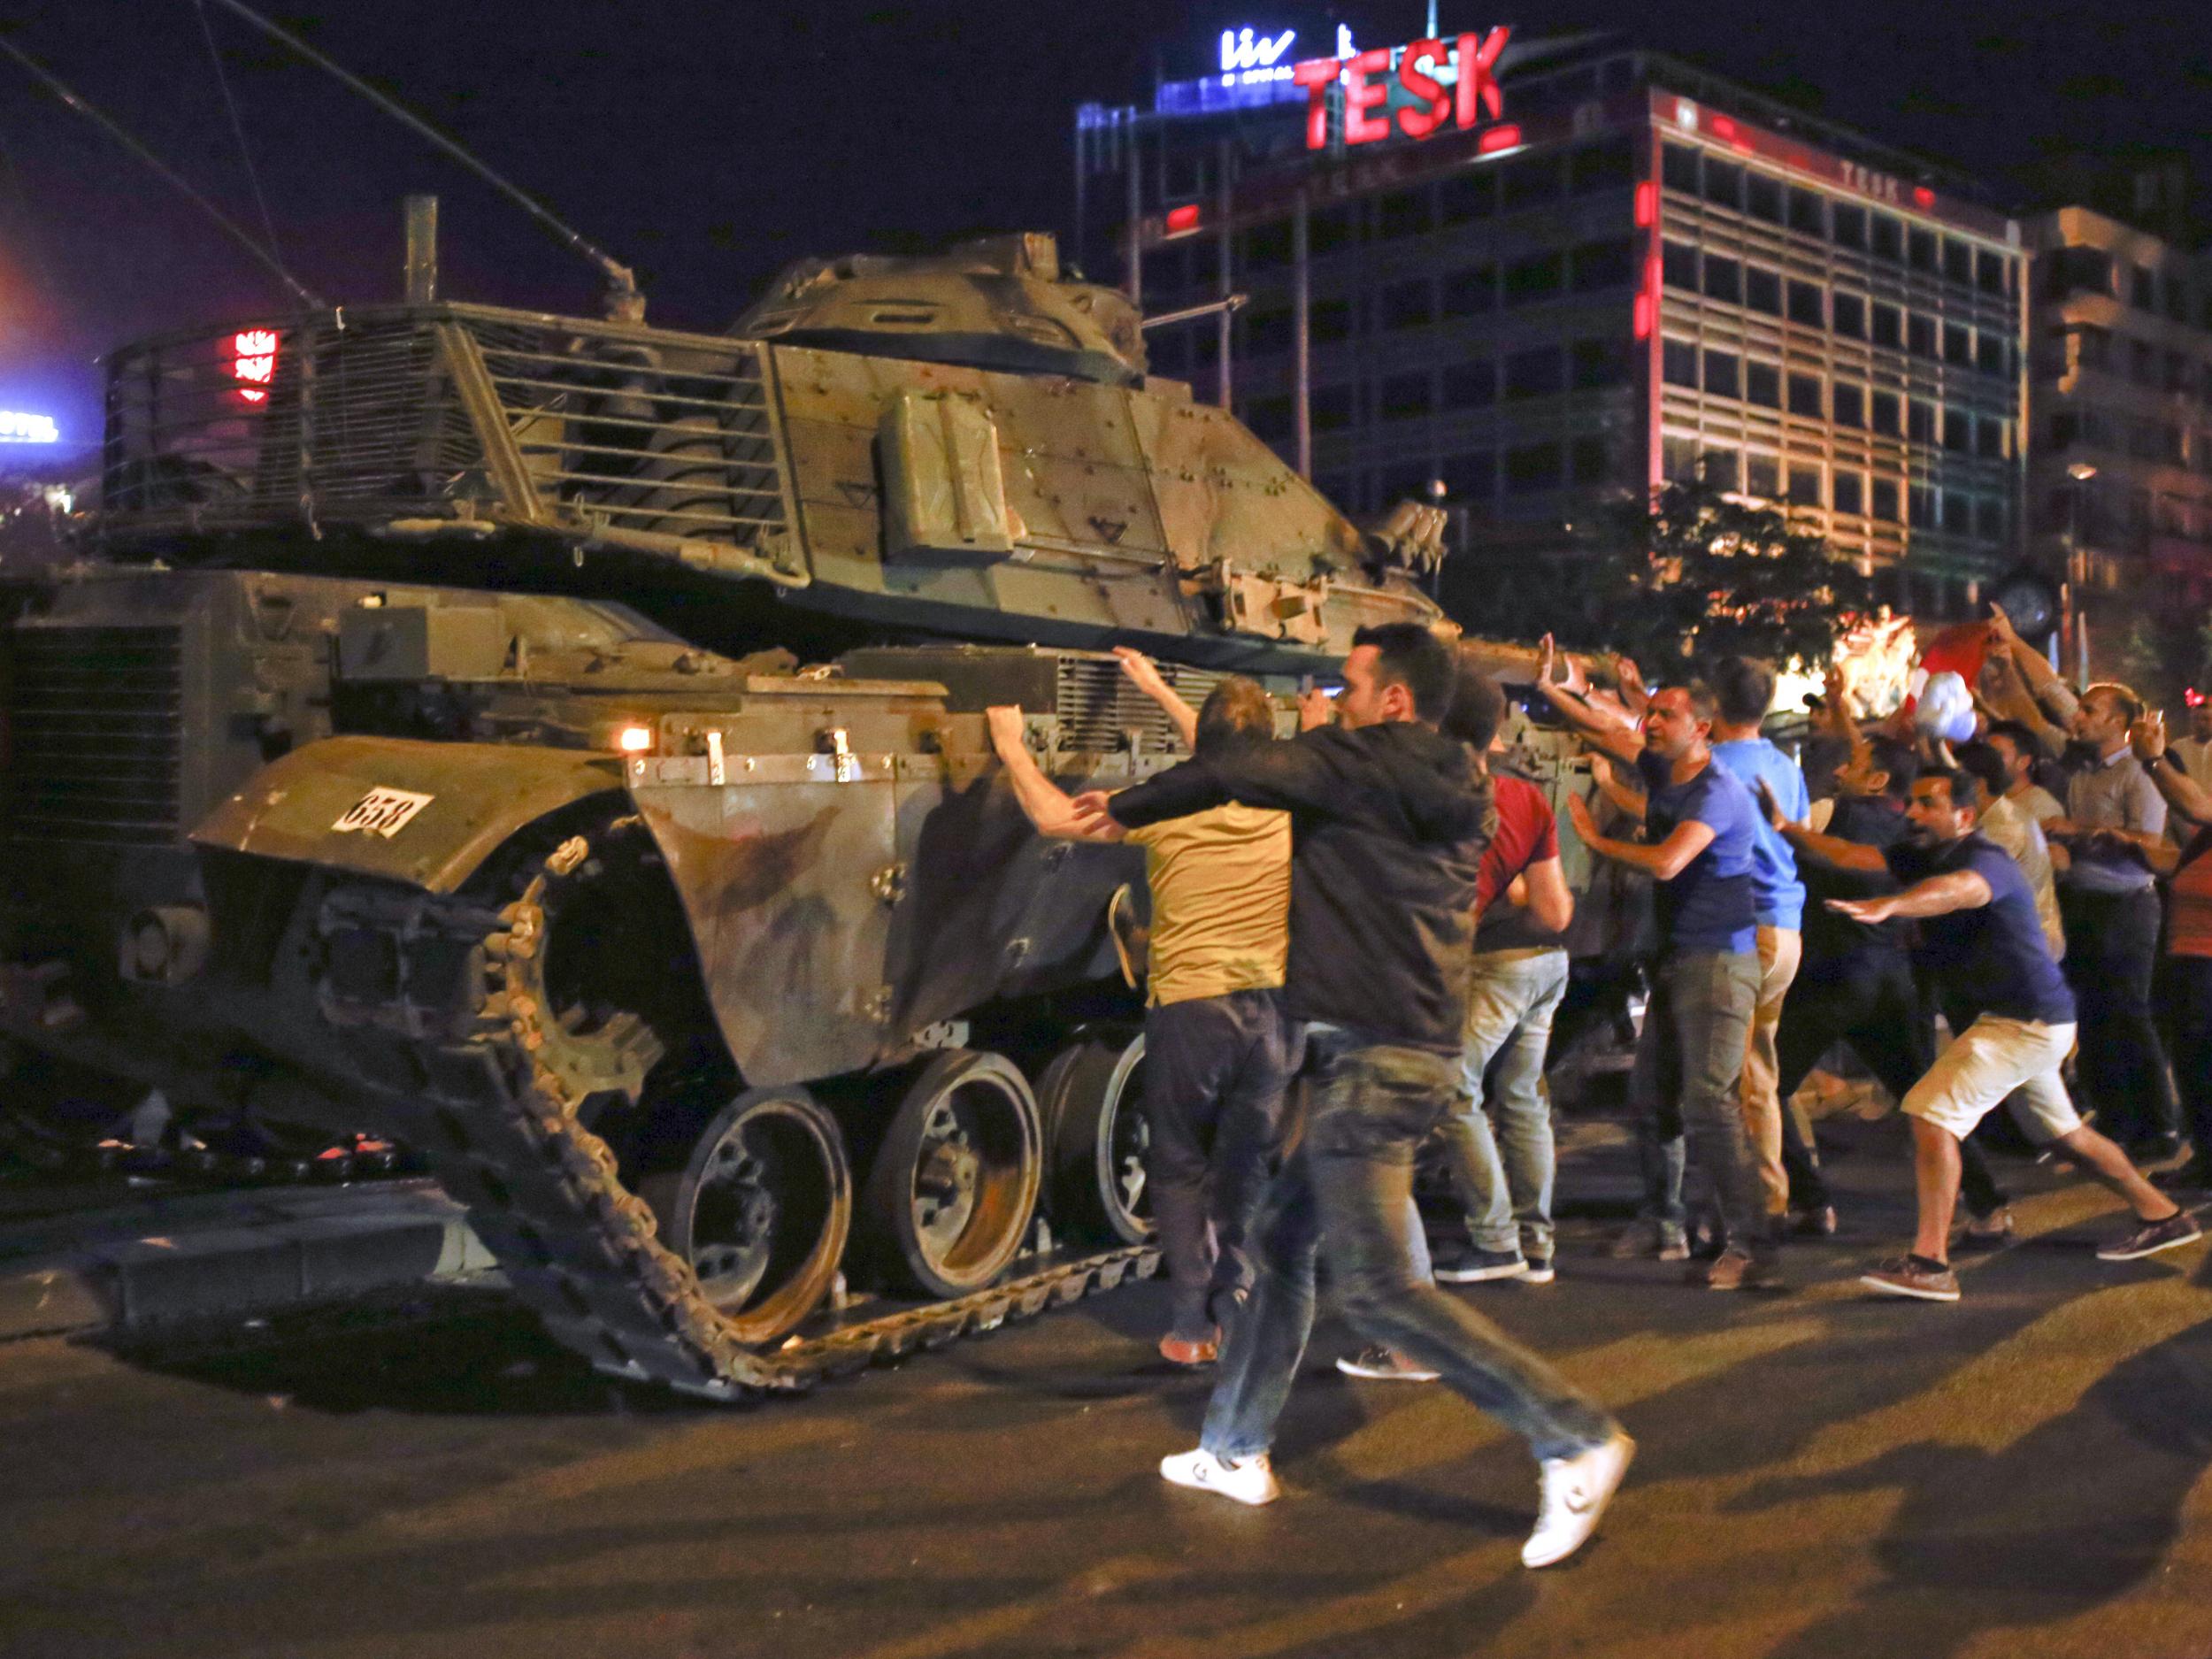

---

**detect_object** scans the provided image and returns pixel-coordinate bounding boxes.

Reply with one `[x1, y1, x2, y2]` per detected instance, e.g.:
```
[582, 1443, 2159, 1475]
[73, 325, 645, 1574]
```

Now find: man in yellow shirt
[987, 658, 1291, 1364]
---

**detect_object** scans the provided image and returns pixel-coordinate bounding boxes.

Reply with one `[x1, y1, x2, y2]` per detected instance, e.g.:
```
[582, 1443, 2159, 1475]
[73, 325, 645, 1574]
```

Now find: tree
[2114, 602, 2212, 710]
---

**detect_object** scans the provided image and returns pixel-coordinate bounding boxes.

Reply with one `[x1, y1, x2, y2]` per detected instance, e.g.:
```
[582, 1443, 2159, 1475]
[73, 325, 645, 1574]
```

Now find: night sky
[2, 0, 2209, 453]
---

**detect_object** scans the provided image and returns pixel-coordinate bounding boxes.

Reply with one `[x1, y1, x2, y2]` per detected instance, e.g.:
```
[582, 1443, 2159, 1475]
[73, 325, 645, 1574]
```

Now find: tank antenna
[0, 35, 326, 309]
[210, 0, 641, 318]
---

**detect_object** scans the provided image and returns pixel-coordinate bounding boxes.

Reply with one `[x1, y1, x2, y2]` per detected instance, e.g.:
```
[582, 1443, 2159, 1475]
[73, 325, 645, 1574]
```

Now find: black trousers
[2063, 887, 2179, 1147]
[1772, 949, 2008, 1219]
[1143, 988, 1295, 1340]
[2170, 955, 2212, 1165]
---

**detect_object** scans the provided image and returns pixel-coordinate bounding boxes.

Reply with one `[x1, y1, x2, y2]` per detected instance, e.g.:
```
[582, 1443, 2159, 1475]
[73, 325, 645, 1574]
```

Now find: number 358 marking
[333, 787, 434, 839]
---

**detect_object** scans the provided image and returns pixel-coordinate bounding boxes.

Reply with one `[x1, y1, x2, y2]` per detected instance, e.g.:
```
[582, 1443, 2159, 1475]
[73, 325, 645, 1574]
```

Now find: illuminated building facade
[1077, 35, 2030, 619]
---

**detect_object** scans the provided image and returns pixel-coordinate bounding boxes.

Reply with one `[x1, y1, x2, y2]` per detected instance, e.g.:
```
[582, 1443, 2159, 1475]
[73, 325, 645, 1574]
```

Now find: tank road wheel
[639, 1087, 852, 1347]
[1038, 1030, 1154, 1246]
[860, 1050, 1041, 1298]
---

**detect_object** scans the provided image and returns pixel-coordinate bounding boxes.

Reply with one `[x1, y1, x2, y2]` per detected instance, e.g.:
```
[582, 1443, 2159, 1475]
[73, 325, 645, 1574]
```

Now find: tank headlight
[616, 724, 656, 754]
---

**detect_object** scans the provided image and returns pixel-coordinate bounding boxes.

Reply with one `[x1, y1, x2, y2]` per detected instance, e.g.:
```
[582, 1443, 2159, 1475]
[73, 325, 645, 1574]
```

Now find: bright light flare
[234, 329, 278, 404]
[615, 725, 655, 753]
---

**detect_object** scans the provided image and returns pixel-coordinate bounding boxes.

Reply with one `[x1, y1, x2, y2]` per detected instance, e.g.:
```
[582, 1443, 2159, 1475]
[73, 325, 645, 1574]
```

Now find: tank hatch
[734, 232, 1145, 387]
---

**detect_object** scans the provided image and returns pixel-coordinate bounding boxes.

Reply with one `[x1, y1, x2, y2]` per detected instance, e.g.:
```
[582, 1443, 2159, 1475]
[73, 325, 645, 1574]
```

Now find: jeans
[1143, 989, 1296, 1341]
[2062, 886, 2179, 1146]
[1741, 926, 1804, 1217]
[1632, 949, 1765, 1248]
[1201, 1027, 1619, 1464]
[1442, 948, 1570, 1263]
[2169, 955, 2212, 1164]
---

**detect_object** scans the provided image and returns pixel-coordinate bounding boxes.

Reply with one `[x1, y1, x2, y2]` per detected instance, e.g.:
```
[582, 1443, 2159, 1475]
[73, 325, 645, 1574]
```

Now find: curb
[0, 1179, 495, 1343]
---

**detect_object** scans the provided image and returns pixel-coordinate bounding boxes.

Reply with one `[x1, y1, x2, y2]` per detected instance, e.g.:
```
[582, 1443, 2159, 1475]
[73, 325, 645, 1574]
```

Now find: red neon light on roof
[1913, 186, 1936, 210]
[1634, 180, 1656, 227]
[1475, 122, 1522, 155]
[1164, 204, 1202, 234]
[1633, 292, 1654, 340]
[234, 329, 277, 406]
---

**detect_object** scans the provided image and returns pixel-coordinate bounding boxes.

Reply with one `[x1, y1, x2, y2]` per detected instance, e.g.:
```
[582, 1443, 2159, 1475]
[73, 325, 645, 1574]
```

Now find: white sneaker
[1334, 1343, 1440, 1381]
[1521, 1432, 1635, 1568]
[1160, 1447, 1280, 1506]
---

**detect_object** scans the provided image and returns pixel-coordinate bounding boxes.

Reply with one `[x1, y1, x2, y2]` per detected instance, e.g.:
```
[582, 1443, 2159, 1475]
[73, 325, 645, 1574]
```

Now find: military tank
[0, 232, 1455, 1397]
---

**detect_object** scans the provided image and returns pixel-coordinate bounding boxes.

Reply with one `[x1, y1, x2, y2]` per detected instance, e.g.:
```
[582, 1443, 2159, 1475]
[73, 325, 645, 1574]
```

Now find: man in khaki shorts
[1824, 766, 2198, 1302]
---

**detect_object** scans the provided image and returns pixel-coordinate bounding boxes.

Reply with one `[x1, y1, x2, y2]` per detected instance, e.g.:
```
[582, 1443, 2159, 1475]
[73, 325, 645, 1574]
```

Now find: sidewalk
[0, 1177, 495, 1342]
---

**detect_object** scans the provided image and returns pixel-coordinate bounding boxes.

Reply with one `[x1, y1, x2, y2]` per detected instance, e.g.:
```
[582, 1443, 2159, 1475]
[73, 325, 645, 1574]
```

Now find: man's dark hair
[2084, 680, 2145, 726]
[1441, 653, 1509, 750]
[1193, 675, 1276, 757]
[1678, 680, 1718, 728]
[1864, 735, 1921, 801]
[1985, 719, 2039, 764]
[1952, 741, 2008, 808]
[1921, 764, 1985, 817]
[1350, 622, 1456, 723]
[1709, 655, 1777, 726]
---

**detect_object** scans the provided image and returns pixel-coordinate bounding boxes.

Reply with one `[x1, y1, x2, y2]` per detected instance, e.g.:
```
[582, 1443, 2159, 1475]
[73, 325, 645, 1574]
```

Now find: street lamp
[2064, 461, 2096, 683]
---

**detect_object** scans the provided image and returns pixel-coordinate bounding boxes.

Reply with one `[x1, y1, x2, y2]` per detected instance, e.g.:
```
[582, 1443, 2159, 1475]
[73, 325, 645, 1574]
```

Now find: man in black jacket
[1071, 624, 1632, 1571]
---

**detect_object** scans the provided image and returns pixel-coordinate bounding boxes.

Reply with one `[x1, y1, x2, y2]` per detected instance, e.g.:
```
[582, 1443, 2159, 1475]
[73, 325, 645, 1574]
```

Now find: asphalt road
[5, 1117, 2212, 1659]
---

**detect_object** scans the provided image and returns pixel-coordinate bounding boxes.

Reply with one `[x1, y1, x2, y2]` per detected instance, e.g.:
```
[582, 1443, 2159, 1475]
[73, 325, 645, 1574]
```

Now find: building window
[1872, 476, 1901, 522]
[1241, 220, 1291, 269]
[1787, 187, 1826, 236]
[1943, 408, 1972, 453]
[1832, 470, 1864, 515]
[1909, 313, 1936, 357]
[1833, 292, 1866, 339]
[1311, 204, 1357, 254]
[1571, 337, 1632, 389]
[1311, 298, 1354, 342]
[1244, 396, 1293, 442]
[1976, 416, 2005, 459]
[1505, 442, 1564, 493]
[1832, 204, 1868, 250]
[1833, 383, 1865, 428]
[1382, 280, 1432, 330]
[1439, 170, 1496, 223]
[1703, 255, 1743, 304]
[1908, 227, 1937, 272]
[1787, 465, 1823, 506]
[1942, 491, 1971, 534]
[1976, 497, 2006, 541]
[1310, 384, 1354, 430]
[1505, 347, 1564, 399]
[1872, 303, 1903, 349]
[1746, 362, 1782, 408]
[1571, 434, 1612, 482]
[1977, 334, 2007, 376]
[1662, 241, 1700, 292]
[1704, 349, 1742, 399]
[1502, 154, 1563, 209]
[1703, 158, 1745, 210]
[1442, 359, 1496, 408]
[1787, 373, 1824, 419]
[1746, 453, 1781, 498]
[1942, 238, 1973, 286]
[1662, 435, 1698, 484]
[1315, 472, 1359, 511]
[1787, 280, 1825, 327]
[1440, 264, 1497, 316]
[1746, 267, 1783, 315]
[1663, 339, 1699, 388]
[1871, 390, 1901, 435]
[1441, 449, 1494, 499]
[1245, 307, 1293, 354]
[1747, 172, 1784, 223]
[1377, 189, 1431, 239]
[1571, 237, 1635, 291]
[1943, 322, 1971, 366]
[1662, 142, 1701, 194]
[1976, 249, 2007, 296]
[2044, 245, 2112, 300]
[1909, 401, 1936, 442]
[1871, 213, 1904, 262]
[1503, 252, 1564, 306]
[1909, 485, 1935, 528]
[1570, 137, 1634, 194]
[1703, 448, 1740, 491]
[1379, 371, 1433, 418]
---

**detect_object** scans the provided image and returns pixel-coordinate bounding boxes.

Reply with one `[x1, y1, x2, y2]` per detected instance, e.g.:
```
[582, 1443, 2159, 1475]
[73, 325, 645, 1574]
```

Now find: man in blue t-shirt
[1825, 767, 2199, 1302]
[1569, 683, 1773, 1289]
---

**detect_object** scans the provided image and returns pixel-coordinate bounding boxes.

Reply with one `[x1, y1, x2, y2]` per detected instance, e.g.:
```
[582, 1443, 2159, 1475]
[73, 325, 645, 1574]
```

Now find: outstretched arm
[1112, 647, 1200, 750]
[987, 707, 1125, 842]
[1755, 778, 1886, 872]
[1566, 792, 1714, 881]
[1537, 634, 1643, 764]
[1827, 868, 1991, 924]
[2134, 713, 2212, 828]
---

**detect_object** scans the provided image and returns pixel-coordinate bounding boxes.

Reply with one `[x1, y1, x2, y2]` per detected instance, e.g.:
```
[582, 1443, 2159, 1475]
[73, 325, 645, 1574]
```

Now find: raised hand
[1565, 790, 1600, 845]
[1298, 685, 1334, 731]
[985, 704, 1028, 757]
[1825, 895, 1895, 924]
[1754, 776, 1792, 832]
[1986, 601, 2021, 650]
[1613, 654, 1648, 710]
[1112, 645, 1169, 700]
[2132, 710, 2168, 764]
[1537, 632, 1557, 688]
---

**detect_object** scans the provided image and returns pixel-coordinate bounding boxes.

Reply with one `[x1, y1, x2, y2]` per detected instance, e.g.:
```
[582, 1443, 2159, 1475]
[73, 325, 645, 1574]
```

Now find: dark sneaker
[1686, 1248, 1783, 1290]
[1335, 1344, 1440, 1382]
[1521, 1256, 1556, 1286]
[1607, 1219, 1688, 1261]
[1435, 1246, 1529, 1284]
[2096, 1210, 2203, 1263]
[1953, 1206, 2014, 1254]
[1790, 1205, 1839, 1238]
[1860, 1255, 1960, 1302]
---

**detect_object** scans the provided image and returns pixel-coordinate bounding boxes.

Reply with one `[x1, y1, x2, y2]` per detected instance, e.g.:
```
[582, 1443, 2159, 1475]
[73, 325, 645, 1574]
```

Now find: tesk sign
[1291, 28, 1510, 150]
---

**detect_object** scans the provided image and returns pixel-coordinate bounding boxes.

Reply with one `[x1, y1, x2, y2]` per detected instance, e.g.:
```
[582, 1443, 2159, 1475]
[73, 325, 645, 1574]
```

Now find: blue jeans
[1443, 948, 1570, 1263]
[1632, 949, 1764, 1247]
[1200, 1027, 1619, 1464]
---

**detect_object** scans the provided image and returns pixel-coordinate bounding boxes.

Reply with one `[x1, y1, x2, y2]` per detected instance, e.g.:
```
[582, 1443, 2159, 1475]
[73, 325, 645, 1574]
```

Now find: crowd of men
[980, 611, 2212, 1571]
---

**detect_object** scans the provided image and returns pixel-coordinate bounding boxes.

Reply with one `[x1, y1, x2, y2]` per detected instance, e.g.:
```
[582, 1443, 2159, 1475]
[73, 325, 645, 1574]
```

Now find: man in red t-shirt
[1433, 665, 1575, 1285]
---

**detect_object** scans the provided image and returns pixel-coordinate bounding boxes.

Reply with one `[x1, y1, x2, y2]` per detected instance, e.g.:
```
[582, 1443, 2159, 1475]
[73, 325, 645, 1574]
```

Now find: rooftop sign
[0, 411, 58, 444]
[1292, 28, 1510, 149]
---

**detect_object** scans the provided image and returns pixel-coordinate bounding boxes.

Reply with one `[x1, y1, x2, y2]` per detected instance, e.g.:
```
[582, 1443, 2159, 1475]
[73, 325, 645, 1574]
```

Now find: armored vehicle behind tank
[0, 233, 1463, 1394]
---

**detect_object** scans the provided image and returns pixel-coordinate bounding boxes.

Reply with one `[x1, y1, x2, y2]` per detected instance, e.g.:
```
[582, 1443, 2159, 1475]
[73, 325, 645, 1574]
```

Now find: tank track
[311, 836, 1158, 1401]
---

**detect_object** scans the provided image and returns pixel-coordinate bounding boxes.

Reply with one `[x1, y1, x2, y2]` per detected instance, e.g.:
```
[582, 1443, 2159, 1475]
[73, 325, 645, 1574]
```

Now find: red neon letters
[1294, 27, 1511, 150]
[233, 329, 278, 405]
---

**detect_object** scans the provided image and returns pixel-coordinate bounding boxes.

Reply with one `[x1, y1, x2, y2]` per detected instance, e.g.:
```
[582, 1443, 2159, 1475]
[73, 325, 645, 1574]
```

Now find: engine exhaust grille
[7, 626, 184, 847]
